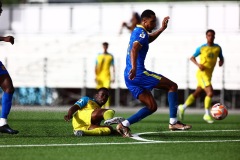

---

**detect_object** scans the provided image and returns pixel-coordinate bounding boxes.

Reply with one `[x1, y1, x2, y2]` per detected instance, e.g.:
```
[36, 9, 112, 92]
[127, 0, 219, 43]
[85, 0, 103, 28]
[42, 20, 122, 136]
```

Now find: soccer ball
[210, 103, 228, 120]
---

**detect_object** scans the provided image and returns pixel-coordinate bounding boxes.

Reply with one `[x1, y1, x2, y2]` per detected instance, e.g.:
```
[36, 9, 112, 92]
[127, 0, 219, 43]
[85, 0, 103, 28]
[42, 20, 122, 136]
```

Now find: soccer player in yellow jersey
[95, 42, 115, 108]
[64, 87, 124, 136]
[178, 29, 224, 123]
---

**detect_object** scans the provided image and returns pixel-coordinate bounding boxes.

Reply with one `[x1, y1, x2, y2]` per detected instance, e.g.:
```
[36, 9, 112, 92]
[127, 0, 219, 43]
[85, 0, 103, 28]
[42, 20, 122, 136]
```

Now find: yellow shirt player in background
[95, 42, 115, 108]
[178, 29, 224, 123]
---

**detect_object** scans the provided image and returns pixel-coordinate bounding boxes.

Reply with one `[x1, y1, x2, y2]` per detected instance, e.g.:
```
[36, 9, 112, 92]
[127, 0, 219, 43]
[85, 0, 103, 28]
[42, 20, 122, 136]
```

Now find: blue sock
[1, 92, 13, 118]
[127, 107, 153, 125]
[168, 92, 178, 118]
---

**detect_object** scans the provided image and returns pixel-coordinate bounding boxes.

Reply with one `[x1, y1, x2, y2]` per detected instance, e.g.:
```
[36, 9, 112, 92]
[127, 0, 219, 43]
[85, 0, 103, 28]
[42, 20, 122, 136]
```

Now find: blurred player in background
[119, 12, 141, 34]
[64, 87, 124, 136]
[0, 1, 18, 134]
[116, 9, 192, 137]
[178, 29, 224, 124]
[95, 42, 115, 108]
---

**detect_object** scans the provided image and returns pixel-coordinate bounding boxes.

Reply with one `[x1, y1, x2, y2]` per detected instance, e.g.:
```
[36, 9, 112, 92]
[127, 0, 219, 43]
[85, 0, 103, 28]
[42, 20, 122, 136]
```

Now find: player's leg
[0, 73, 18, 134]
[154, 76, 192, 130]
[178, 86, 202, 120]
[117, 90, 156, 137]
[203, 85, 214, 123]
[102, 80, 111, 109]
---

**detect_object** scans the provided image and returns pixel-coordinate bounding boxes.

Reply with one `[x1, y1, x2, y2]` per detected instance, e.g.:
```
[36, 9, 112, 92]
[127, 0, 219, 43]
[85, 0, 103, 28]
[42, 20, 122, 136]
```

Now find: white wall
[0, 2, 239, 90]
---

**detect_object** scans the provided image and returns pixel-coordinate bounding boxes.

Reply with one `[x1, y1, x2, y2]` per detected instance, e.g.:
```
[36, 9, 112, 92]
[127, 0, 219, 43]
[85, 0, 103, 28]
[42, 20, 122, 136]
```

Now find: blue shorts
[124, 70, 163, 99]
[0, 61, 9, 75]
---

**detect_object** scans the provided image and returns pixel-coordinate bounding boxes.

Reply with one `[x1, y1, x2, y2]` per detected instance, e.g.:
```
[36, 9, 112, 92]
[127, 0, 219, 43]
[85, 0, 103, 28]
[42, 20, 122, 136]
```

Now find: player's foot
[203, 114, 214, 124]
[73, 130, 84, 136]
[0, 124, 19, 134]
[169, 121, 192, 131]
[116, 123, 132, 137]
[104, 117, 125, 126]
[178, 104, 185, 120]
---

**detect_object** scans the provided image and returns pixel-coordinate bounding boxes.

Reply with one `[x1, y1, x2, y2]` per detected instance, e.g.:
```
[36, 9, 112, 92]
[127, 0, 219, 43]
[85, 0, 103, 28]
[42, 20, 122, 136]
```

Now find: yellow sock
[84, 127, 111, 136]
[204, 96, 212, 109]
[184, 94, 195, 107]
[103, 109, 115, 120]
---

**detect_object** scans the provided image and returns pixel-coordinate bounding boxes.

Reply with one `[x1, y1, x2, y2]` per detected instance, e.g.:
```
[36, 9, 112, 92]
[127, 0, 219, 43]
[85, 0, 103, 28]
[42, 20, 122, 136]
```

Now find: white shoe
[104, 117, 125, 126]
[74, 130, 84, 136]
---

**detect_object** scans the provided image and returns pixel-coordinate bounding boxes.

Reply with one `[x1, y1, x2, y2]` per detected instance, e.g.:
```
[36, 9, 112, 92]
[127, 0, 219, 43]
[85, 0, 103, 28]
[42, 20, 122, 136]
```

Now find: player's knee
[5, 86, 14, 94]
[148, 104, 158, 112]
[207, 92, 213, 97]
[170, 82, 178, 91]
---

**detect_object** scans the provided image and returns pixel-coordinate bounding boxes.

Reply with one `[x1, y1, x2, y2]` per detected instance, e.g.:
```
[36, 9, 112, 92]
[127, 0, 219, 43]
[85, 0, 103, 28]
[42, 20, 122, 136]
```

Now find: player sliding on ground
[116, 9, 192, 137]
[64, 87, 124, 136]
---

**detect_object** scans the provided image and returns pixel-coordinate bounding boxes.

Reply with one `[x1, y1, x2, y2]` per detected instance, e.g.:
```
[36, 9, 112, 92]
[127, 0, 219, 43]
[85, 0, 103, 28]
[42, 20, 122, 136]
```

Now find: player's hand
[161, 16, 170, 30]
[219, 60, 224, 67]
[129, 68, 136, 80]
[198, 64, 205, 71]
[4, 36, 14, 45]
[64, 115, 72, 122]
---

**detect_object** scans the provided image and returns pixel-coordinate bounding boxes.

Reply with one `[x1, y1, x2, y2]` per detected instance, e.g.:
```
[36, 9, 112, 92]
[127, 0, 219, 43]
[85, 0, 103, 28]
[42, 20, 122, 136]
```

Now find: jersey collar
[136, 24, 147, 32]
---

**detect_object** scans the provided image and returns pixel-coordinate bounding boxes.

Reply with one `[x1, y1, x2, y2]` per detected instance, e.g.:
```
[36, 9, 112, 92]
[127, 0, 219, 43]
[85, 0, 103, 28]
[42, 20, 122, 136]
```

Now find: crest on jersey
[139, 31, 146, 38]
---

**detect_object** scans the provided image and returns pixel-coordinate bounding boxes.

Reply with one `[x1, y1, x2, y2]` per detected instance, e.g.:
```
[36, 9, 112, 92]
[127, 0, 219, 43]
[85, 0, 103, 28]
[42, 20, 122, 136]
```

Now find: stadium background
[0, 0, 239, 109]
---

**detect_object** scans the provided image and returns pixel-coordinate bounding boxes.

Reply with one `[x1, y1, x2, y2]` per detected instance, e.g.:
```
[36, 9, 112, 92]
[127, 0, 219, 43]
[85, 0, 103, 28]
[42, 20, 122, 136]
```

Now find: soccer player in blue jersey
[178, 29, 224, 123]
[116, 9, 191, 137]
[64, 87, 124, 136]
[0, 1, 18, 134]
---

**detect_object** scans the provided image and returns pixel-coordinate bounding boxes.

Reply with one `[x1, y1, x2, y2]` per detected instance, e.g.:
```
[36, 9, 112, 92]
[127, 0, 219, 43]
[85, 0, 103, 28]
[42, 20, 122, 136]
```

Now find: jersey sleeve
[111, 54, 114, 65]
[133, 29, 148, 46]
[74, 96, 89, 109]
[193, 46, 202, 57]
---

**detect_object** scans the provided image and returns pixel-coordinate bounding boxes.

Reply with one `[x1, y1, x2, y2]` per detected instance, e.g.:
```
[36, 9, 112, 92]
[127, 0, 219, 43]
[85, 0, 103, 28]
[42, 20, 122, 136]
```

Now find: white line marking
[131, 129, 240, 142]
[0, 130, 239, 148]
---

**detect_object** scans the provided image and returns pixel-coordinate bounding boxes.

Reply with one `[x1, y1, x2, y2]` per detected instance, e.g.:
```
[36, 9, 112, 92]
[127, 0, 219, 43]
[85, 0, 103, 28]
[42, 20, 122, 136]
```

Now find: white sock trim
[122, 120, 130, 127]
[0, 118, 8, 126]
[170, 118, 178, 124]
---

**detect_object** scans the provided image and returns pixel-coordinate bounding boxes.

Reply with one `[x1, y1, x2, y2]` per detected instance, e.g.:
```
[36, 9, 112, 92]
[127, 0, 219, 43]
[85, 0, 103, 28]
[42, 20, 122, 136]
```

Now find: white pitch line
[131, 129, 240, 142]
[0, 129, 239, 148]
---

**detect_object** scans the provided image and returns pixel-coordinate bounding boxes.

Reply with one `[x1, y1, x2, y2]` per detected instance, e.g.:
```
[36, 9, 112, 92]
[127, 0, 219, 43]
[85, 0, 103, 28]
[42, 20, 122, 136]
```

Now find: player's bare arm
[0, 36, 14, 45]
[190, 56, 205, 71]
[149, 16, 170, 43]
[129, 41, 142, 80]
[64, 105, 79, 122]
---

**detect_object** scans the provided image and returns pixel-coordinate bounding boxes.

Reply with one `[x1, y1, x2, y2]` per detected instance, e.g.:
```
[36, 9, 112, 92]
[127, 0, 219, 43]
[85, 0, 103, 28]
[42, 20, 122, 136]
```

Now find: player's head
[95, 87, 109, 106]
[141, 9, 157, 33]
[102, 42, 109, 51]
[0, 1, 3, 16]
[206, 29, 215, 44]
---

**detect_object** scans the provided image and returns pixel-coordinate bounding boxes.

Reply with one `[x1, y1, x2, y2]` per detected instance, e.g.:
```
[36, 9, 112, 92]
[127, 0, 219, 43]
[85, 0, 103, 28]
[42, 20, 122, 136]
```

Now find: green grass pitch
[0, 109, 239, 160]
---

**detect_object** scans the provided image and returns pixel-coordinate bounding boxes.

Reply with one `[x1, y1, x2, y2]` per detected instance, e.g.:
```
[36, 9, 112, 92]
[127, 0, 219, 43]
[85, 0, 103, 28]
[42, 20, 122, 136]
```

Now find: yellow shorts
[196, 71, 212, 89]
[96, 79, 111, 89]
[72, 109, 94, 131]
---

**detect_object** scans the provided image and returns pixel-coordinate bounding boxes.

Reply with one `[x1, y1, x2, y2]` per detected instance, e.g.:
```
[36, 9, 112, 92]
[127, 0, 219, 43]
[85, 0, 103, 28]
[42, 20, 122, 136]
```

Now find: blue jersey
[0, 61, 8, 75]
[125, 25, 149, 74]
[124, 25, 163, 99]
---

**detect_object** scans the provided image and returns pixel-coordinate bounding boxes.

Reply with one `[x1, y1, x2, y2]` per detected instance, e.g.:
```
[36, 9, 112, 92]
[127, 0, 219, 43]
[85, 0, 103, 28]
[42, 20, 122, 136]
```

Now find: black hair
[96, 87, 109, 94]
[206, 29, 215, 35]
[141, 9, 155, 20]
[102, 42, 109, 46]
